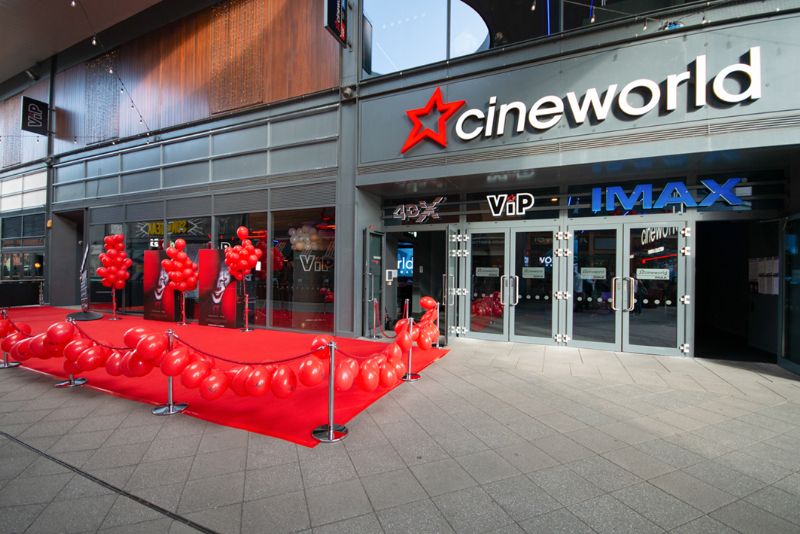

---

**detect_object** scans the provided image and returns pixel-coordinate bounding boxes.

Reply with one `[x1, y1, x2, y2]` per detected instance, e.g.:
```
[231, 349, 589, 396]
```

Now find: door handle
[628, 277, 637, 312]
[499, 274, 508, 306]
[610, 276, 620, 311]
[512, 275, 520, 306]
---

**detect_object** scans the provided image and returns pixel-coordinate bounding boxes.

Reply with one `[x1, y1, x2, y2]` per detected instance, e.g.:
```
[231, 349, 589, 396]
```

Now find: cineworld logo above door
[401, 47, 761, 154]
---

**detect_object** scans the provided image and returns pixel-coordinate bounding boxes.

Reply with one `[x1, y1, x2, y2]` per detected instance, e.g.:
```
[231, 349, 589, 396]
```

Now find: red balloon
[228, 365, 254, 396]
[417, 332, 433, 351]
[393, 359, 407, 378]
[310, 335, 332, 354]
[271, 365, 297, 398]
[0, 319, 10, 336]
[10, 338, 32, 362]
[16, 323, 31, 335]
[236, 226, 249, 240]
[1, 332, 22, 353]
[174, 238, 186, 251]
[63, 339, 94, 362]
[396, 331, 412, 351]
[28, 333, 48, 358]
[76, 346, 106, 372]
[136, 334, 168, 361]
[409, 326, 420, 342]
[334, 362, 355, 392]
[161, 347, 191, 376]
[126, 354, 154, 377]
[123, 327, 149, 349]
[200, 369, 229, 401]
[343, 357, 359, 376]
[420, 296, 437, 310]
[63, 359, 78, 375]
[383, 343, 403, 362]
[298, 357, 325, 387]
[394, 319, 409, 334]
[105, 351, 125, 376]
[357, 362, 379, 392]
[181, 360, 210, 388]
[379, 361, 398, 388]
[245, 365, 273, 397]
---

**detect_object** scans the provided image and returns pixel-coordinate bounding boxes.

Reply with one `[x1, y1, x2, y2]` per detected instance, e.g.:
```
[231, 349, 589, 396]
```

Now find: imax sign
[591, 178, 744, 213]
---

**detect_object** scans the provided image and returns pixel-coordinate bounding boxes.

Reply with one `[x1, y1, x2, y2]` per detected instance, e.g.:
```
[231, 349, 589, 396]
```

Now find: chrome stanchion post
[55, 318, 87, 387]
[152, 330, 188, 415]
[241, 291, 252, 332]
[403, 298, 409, 320]
[312, 341, 348, 443]
[177, 292, 187, 326]
[401, 317, 421, 382]
[371, 298, 379, 339]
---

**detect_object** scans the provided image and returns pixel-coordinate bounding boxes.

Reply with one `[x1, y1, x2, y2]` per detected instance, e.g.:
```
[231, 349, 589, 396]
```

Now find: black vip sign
[20, 96, 49, 136]
[324, 0, 347, 46]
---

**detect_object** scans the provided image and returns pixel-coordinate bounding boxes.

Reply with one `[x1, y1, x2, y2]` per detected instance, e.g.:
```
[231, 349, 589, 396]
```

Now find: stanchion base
[176, 322, 187, 327]
[312, 424, 348, 443]
[55, 377, 88, 388]
[240, 328, 253, 332]
[401, 373, 421, 382]
[107, 316, 122, 321]
[0, 361, 21, 369]
[152, 403, 188, 416]
[66, 311, 103, 322]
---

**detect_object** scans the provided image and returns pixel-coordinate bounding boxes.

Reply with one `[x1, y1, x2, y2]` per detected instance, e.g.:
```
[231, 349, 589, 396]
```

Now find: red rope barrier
[172, 334, 326, 366]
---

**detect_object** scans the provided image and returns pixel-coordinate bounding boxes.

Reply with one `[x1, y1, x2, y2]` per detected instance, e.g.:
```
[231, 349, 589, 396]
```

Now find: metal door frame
[362, 229, 385, 338]
[465, 227, 512, 341]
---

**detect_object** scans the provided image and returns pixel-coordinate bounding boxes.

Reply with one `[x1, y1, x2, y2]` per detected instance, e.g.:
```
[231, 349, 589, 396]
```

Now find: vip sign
[401, 47, 761, 153]
[487, 193, 535, 217]
[299, 254, 330, 272]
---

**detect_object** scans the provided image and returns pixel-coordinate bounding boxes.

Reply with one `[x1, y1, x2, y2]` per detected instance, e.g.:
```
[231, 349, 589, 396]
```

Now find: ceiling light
[531, 0, 536, 11]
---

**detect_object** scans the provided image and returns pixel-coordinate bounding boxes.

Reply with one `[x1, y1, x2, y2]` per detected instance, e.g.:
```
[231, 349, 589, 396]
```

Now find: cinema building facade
[1, 0, 799, 371]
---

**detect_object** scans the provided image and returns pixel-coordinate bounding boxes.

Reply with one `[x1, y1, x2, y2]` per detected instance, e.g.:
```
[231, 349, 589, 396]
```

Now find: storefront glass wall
[125, 220, 164, 313]
[786, 218, 800, 366]
[216, 213, 268, 326]
[167, 217, 212, 320]
[271, 208, 335, 332]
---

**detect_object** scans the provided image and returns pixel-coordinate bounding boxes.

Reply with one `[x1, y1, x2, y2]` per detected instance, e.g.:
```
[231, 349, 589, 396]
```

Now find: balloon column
[96, 234, 133, 320]
[224, 226, 263, 331]
[162, 239, 198, 325]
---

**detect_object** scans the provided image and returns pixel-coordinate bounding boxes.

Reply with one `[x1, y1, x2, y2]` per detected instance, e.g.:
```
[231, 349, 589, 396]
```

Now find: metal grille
[85, 51, 120, 144]
[213, 190, 267, 214]
[167, 196, 212, 218]
[125, 201, 163, 221]
[90, 206, 124, 224]
[270, 181, 336, 209]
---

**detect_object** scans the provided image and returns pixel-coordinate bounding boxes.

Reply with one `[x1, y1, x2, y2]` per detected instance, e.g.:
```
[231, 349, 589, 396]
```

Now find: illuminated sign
[487, 193, 535, 217]
[397, 248, 413, 277]
[392, 197, 446, 223]
[324, 0, 347, 46]
[592, 178, 744, 213]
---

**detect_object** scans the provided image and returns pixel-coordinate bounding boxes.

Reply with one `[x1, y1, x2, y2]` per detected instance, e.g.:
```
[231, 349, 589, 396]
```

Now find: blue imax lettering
[591, 178, 745, 213]
[455, 47, 761, 141]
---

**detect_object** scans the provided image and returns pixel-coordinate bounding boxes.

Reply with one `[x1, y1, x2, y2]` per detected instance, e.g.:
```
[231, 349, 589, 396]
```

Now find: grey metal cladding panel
[90, 205, 124, 224]
[270, 182, 336, 209]
[86, 177, 119, 198]
[55, 163, 85, 184]
[164, 137, 208, 164]
[163, 162, 209, 188]
[86, 155, 120, 178]
[271, 111, 338, 147]
[270, 141, 337, 175]
[53, 182, 84, 202]
[212, 125, 268, 155]
[126, 201, 163, 221]
[212, 153, 268, 181]
[214, 190, 268, 214]
[122, 147, 160, 171]
[121, 170, 160, 193]
[167, 196, 212, 218]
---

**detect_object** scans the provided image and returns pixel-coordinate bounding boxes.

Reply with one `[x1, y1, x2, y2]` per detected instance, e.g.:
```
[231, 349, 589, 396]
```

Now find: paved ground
[2, 339, 800, 534]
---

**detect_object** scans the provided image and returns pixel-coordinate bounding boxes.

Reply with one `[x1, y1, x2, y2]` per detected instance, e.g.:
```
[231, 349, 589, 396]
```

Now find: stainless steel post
[312, 341, 348, 442]
[178, 293, 187, 326]
[241, 292, 252, 332]
[108, 289, 121, 320]
[0, 349, 20, 369]
[152, 330, 188, 415]
[401, 317, 421, 382]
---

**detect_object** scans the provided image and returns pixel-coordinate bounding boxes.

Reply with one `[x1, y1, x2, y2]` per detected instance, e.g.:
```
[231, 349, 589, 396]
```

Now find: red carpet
[4, 307, 448, 447]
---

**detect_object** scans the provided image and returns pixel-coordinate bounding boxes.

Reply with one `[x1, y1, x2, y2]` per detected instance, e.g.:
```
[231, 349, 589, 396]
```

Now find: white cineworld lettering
[454, 47, 761, 141]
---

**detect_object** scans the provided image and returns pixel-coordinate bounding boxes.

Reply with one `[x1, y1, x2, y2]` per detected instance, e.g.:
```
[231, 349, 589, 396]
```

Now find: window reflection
[271, 208, 335, 332]
[167, 217, 212, 320]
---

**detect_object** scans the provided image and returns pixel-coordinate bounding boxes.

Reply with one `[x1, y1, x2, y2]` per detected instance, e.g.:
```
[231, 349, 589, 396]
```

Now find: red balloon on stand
[16, 323, 31, 335]
[420, 296, 437, 310]
[396, 331, 412, 351]
[28, 334, 48, 358]
[123, 327, 149, 348]
[161, 347, 191, 376]
[200, 369, 229, 401]
[298, 357, 325, 387]
[245, 365, 273, 396]
[334, 362, 355, 391]
[357, 362, 379, 392]
[105, 351, 125, 376]
[379, 361, 397, 388]
[383, 343, 403, 362]
[271, 365, 297, 398]
[228, 365, 254, 396]
[136, 334, 168, 361]
[126, 354, 154, 377]
[46, 322, 75, 346]
[181, 360, 211, 388]
[310, 336, 332, 354]
[63, 339, 94, 362]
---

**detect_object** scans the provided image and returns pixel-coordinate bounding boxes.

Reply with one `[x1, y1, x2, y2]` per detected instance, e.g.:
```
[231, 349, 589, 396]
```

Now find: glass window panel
[23, 172, 47, 190]
[164, 137, 207, 164]
[163, 162, 208, 188]
[122, 147, 159, 171]
[54, 183, 85, 203]
[449, 1, 489, 59]
[786, 219, 800, 365]
[167, 217, 212, 320]
[121, 170, 160, 193]
[54, 164, 84, 184]
[2, 177, 23, 194]
[2, 216, 22, 238]
[86, 156, 120, 178]
[1, 194, 23, 212]
[363, 0, 447, 76]
[125, 221, 164, 313]
[22, 214, 44, 237]
[22, 189, 46, 208]
[271, 208, 335, 332]
[572, 228, 618, 344]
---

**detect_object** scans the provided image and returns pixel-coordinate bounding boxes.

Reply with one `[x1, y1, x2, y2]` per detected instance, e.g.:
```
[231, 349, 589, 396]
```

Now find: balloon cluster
[320, 287, 334, 304]
[288, 224, 325, 252]
[162, 239, 198, 292]
[96, 234, 133, 290]
[471, 292, 503, 318]
[393, 296, 439, 351]
[224, 227, 263, 281]
[0, 320, 33, 362]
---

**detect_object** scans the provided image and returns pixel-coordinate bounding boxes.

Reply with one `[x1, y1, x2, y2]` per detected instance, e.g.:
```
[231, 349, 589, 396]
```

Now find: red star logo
[401, 87, 466, 154]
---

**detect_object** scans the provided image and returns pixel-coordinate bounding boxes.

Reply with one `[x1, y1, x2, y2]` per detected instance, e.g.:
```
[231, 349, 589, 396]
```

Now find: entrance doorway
[50, 210, 85, 306]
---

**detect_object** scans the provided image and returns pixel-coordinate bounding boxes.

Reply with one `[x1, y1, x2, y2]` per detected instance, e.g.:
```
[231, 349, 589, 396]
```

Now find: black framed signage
[20, 96, 49, 136]
[324, 0, 347, 46]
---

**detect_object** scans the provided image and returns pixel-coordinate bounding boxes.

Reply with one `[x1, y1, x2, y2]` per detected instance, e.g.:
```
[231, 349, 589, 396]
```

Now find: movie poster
[198, 249, 240, 328]
[143, 250, 178, 322]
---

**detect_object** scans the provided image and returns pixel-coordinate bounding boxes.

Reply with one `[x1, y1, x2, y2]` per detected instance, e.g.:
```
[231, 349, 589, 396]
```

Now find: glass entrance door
[565, 221, 688, 355]
[363, 230, 384, 337]
[468, 231, 509, 340]
[510, 229, 559, 343]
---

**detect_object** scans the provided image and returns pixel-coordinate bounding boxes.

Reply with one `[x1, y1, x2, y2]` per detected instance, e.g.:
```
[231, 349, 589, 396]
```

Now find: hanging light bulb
[591, 14, 596, 23]
[701, 12, 707, 24]
[108, 67, 113, 74]
[70, 0, 76, 6]
[91, 35, 97, 46]
[642, 19, 647, 31]
[531, 0, 536, 11]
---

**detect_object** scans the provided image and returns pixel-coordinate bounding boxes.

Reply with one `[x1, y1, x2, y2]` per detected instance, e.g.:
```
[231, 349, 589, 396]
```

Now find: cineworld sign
[591, 178, 744, 213]
[401, 47, 761, 153]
